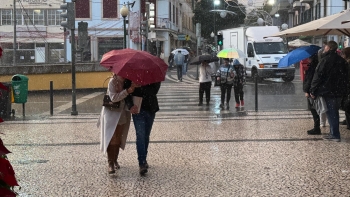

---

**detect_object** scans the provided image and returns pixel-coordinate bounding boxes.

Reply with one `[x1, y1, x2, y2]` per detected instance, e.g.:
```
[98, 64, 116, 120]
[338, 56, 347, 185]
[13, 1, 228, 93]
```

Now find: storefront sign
[19, 0, 48, 5]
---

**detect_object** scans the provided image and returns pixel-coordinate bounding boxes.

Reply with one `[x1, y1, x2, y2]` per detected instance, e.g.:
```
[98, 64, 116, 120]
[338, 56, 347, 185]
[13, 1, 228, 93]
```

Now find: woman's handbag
[103, 94, 120, 109]
[102, 77, 121, 110]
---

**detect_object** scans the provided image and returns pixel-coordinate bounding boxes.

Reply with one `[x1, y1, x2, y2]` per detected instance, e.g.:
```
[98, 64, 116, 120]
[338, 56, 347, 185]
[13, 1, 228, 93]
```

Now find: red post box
[299, 58, 309, 82]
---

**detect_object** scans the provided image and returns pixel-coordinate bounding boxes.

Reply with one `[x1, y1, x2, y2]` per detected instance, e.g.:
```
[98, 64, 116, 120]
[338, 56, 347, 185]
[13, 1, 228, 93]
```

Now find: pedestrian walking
[198, 60, 213, 106]
[310, 41, 349, 142]
[303, 53, 322, 135]
[183, 54, 189, 76]
[97, 74, 140, 174]
[130, 82, 161, 175]
[341, 47, 350, 130]
[160, 49, 165, 61]
[217, 58, 234, 109]
[232, 59, 245, 108]
[168, 49, 174, 70]
[174, 50, 185, 82]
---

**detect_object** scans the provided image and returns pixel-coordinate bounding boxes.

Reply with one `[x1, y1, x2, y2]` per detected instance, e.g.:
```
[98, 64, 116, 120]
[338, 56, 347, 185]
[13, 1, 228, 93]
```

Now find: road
[9, 66, 307, 120]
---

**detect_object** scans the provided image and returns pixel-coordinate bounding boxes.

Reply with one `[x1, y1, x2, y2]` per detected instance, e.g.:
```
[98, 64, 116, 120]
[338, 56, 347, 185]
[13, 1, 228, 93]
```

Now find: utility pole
[13, 0, 16, 66]
[60, 1, 78, 115]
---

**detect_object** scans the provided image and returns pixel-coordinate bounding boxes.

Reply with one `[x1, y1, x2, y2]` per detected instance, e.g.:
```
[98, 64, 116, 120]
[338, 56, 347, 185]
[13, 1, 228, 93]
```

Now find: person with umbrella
[232, 59, 245, 108]
[174, 50, 185, 82]
[217, 58, 235, 109]
[97, 74, 140, 174]
[127, 81, 161, 175]
[198, 60, 213, 106]
[303, 53, 322, 135]
[99, 49, 168, 174]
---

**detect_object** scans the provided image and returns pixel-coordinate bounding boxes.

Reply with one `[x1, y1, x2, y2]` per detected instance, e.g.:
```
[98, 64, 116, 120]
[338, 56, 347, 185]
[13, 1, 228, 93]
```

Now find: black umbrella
[189, 54, 219, 65]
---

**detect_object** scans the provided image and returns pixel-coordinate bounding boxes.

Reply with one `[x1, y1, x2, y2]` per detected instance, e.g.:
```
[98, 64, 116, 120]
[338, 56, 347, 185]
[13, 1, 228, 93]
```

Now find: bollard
[50, 81, 53, 116]
[255, 76, 258, 112]
[22, 103, 25, 117]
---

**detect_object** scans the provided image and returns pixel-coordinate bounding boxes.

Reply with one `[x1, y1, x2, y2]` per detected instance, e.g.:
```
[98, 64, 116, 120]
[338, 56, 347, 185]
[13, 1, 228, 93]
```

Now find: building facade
[0, 0, 64, 65]
[270, 0, 350, 46]
[0, 0, 196, 66]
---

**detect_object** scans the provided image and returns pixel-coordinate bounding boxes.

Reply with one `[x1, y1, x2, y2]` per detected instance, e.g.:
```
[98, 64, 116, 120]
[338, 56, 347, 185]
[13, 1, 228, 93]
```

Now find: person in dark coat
[310, 41, 349, 142]
[232, 59, 245, 108]
[341, 47, 350, 130]
[303, 53, 321, 135]
[129, 82, 161, 175]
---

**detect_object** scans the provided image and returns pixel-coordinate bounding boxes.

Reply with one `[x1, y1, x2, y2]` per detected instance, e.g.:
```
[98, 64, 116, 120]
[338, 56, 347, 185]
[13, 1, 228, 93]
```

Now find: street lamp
[120, 4, 129, 49]
[213, 0, 220, 51]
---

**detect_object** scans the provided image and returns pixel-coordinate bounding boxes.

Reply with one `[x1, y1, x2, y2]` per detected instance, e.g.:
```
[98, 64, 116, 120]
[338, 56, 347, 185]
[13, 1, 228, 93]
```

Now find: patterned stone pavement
[1, 110, 350, 196]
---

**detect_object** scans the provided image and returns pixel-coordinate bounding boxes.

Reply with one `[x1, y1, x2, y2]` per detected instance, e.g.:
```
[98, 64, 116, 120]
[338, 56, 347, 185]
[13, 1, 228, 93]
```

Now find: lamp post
[120, 4, 129, 49]
[213, 0, 220, 51]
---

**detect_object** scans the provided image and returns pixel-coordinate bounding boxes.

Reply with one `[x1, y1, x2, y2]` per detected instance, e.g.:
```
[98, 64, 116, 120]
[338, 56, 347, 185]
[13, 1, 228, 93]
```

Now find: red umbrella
[100, 49, 168, 85]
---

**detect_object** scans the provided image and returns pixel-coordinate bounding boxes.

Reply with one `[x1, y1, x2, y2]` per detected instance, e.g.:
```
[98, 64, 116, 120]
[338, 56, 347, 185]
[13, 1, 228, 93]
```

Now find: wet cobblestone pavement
[1, 110, 350, 196]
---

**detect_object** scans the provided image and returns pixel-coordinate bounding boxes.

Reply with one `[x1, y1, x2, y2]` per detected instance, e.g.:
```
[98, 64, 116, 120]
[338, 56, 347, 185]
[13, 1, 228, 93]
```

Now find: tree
[193, 0, 246, 41]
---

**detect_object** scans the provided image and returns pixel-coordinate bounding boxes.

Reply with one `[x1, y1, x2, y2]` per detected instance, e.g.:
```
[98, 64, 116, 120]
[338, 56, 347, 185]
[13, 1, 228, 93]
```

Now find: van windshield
[254, 42, 288, 54]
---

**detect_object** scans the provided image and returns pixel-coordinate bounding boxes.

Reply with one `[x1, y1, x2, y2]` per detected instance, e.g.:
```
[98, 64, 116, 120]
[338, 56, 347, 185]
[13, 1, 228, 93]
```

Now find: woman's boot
[114, 146, 120, 169]
[107, 145, 116, 174]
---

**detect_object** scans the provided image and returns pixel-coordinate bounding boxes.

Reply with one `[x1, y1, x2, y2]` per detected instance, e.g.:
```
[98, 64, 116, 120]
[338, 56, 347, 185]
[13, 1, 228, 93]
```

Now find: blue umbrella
[278, 45, 321, 68]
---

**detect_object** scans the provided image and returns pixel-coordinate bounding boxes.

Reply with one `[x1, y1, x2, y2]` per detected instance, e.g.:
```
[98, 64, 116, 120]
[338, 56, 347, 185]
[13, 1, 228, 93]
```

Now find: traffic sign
[178, 34, 186, 41]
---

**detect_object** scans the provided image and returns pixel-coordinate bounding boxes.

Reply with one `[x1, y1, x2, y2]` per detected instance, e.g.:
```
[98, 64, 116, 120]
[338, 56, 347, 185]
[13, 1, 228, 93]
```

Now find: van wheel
[252, 70, 261, 82]
[282, 76, 294, 82]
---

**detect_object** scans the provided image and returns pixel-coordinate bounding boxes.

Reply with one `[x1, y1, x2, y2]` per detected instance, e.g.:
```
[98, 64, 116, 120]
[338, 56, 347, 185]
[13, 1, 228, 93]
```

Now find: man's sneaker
[323, 134, 341, 142]
[139, 165, 148, 175]
[226, 104, 230, 109]
[307, 128, 321, 135]
[219, 104, 224, 109]
[235, 103, 240, 108]
[176, 80, 180, 82]
[240, 100, 244, 107]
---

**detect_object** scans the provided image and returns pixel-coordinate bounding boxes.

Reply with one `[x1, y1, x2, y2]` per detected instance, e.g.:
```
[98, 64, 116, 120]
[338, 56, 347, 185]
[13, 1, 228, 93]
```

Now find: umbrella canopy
[217, 48, 245, 58]
[100, 49, 168, 85]
[278, 45, 321, 68]
[288, 39, 312, 47]
[190, 54, 219, 65]
[266, 9, 350, 38]
[171, 48, 189, 55]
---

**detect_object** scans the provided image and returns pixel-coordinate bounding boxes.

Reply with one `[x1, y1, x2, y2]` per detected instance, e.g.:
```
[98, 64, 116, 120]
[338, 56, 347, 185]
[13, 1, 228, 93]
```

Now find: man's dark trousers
[177, 64, 183, 81]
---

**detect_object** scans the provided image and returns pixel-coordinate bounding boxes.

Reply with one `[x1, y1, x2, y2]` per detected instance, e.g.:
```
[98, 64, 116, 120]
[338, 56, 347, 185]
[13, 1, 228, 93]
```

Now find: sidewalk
[2, 110, 350, 196]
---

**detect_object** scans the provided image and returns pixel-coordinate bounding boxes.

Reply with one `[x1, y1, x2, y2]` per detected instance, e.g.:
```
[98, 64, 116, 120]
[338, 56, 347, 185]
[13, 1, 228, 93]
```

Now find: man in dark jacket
[310, 41, 349, 142]
[130, 82, 161, 175]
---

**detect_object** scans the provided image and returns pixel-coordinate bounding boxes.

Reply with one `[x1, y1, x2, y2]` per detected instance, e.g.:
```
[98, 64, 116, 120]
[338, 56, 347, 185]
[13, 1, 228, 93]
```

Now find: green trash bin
[11, 74, 29, 103]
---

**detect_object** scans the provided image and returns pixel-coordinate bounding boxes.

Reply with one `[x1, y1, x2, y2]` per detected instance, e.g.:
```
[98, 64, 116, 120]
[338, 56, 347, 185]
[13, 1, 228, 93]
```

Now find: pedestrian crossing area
[157, 82, 246, 121]
[156, 78, 327, 122]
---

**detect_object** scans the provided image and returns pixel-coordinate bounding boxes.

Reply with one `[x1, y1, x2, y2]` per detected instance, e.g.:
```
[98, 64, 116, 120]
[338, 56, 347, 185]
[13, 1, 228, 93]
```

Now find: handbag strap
[103, 76, 113, 94]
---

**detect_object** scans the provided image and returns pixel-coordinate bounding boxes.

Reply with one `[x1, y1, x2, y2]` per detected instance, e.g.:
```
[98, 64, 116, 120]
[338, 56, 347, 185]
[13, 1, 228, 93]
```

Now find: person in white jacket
[97, 74, 139, 174]
[198, 60, 213, 106]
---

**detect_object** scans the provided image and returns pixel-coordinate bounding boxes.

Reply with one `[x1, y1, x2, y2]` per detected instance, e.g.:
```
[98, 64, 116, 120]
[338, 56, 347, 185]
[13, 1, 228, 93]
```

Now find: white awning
[170, 33, 178, 39]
